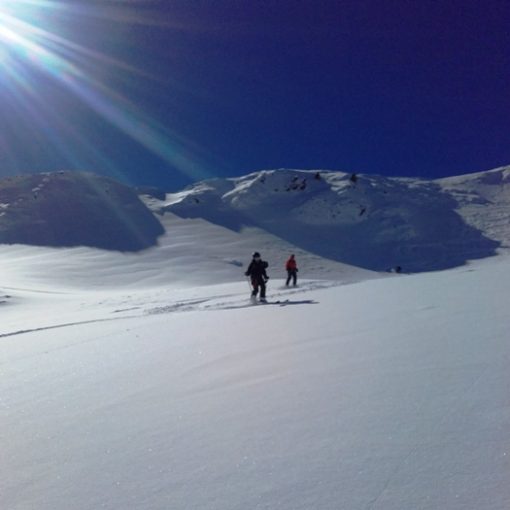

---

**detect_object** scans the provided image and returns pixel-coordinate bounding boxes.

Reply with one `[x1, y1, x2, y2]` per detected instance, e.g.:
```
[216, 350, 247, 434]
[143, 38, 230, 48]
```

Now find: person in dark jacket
[285, 254, 298, 286]
[245, 252, 269, 301]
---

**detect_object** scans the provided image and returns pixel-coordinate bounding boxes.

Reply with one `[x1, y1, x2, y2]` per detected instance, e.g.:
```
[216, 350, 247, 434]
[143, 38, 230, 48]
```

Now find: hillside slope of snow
[1, 255, 509, 510]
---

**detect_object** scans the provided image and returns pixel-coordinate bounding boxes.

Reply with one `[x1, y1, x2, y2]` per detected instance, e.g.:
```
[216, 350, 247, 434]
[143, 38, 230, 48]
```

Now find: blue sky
[0, 0, 509, 189]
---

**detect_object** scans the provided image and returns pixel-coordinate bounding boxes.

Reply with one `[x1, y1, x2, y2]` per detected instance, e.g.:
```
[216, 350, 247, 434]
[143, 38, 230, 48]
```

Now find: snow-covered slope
[1, 166, 510, 510]
[437, 166, 510, 249]
[149, 167, 508, 272]
[0, 172, 164, 251]
[1, 255, 509, 510]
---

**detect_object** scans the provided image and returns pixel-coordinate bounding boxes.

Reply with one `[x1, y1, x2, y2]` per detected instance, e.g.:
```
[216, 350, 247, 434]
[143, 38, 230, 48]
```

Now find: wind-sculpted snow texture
[0, 172, 164, 251]
[162, 168, 506, 272]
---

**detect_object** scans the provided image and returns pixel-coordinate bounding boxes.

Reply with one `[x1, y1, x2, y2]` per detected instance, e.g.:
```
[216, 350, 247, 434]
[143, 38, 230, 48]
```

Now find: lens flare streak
[0, 0, 209, 181]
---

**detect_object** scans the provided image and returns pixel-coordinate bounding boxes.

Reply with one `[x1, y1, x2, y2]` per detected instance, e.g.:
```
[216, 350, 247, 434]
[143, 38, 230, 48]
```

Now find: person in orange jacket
[285, 254, 298, 286]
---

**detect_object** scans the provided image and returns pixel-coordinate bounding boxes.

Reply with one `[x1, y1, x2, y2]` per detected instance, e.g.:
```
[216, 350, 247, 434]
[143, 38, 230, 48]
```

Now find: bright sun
[0, 0, 42, 41]
[0, 0, 208, 181]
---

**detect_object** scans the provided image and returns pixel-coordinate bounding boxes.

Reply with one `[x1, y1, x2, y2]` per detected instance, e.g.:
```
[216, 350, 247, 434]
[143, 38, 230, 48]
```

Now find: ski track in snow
[0, 317, 137, 340]
[0, 280, 343, 339]
[143, 281, 336, 314]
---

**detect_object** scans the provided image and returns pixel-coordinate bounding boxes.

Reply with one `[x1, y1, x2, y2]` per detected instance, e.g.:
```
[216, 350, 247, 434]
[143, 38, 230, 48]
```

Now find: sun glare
[0, 0, 210, 181]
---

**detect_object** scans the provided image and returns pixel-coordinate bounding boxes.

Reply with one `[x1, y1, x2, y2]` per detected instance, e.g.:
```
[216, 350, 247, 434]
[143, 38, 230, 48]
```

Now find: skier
[245, 252, 269, 302]
[285, 254, 298, 286]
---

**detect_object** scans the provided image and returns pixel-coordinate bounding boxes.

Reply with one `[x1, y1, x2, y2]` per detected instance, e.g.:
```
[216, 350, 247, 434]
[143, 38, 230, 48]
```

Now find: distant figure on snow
[245, 252, 269, 302]
[285, 254, 298, 286]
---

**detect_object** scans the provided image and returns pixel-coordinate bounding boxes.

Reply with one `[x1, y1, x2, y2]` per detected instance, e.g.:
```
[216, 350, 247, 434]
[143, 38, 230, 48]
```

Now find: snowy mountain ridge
[0, 165, 508, 279]
[163, 165, 510, 232]
[146, 165, 510, 272]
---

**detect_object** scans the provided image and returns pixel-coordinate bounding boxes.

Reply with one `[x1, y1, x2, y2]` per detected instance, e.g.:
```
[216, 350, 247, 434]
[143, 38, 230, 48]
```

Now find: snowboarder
[285, 254, 298, 286]
[245, 252, 269, 302]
